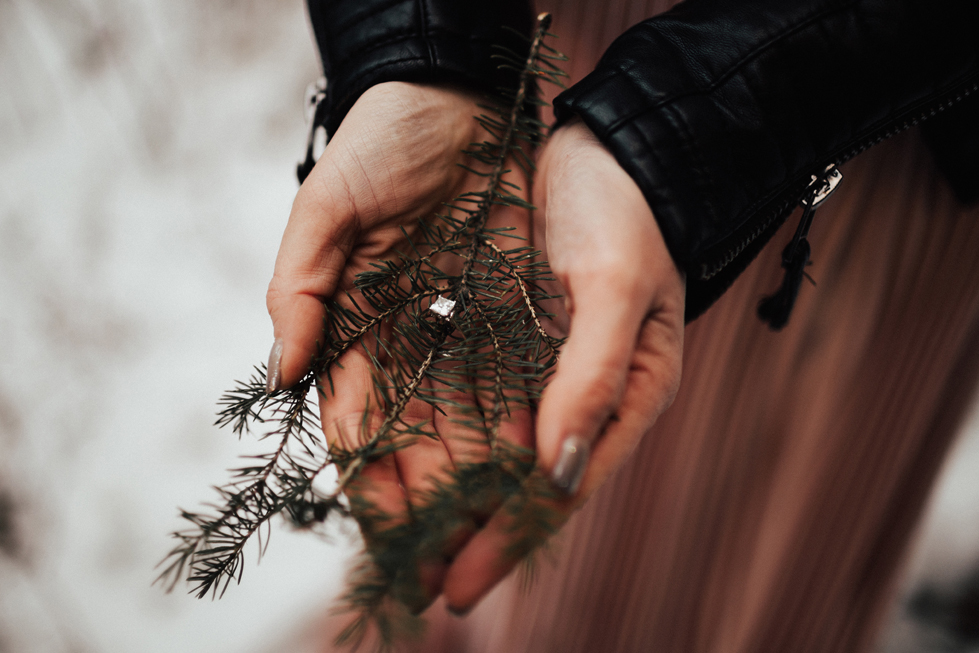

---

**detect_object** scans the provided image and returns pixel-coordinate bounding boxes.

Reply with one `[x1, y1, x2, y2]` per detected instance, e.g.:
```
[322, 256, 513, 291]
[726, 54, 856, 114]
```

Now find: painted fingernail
[551, 435, 590, 495]
[447, 603, 472, 618]
[266, 338, 283, 394]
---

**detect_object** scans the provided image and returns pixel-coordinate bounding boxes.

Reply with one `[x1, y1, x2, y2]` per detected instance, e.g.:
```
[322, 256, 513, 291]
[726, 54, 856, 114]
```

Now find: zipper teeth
[834, 81, 979, 165]
[698, 202, 793, 280]
[699, 79, 979, 282]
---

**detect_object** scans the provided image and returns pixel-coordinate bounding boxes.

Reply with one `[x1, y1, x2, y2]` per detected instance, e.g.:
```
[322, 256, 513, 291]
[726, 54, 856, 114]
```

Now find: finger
[381, 385, 458, 612]
[535, 271, 651, 494]
[392, 384, 458, 505]
[487, 366, 534, 453]
[317, 344, 407, 530]
[578, 313, 683, 495]
[426, 356, 491, 466]
[428, 359, 518, 527]
[441, 476, 568, 614]
[469, 357, 534, 521]
[362, 373, 491, 614]
[430, 341, 533, 463]
[441, 317, 683, 614]
[468, 184, 535, 461]
[397, 353, 533, 611]
[266, 158, 359, 391]
[424, 359, 496, 558]
[435, 335, 542, 615]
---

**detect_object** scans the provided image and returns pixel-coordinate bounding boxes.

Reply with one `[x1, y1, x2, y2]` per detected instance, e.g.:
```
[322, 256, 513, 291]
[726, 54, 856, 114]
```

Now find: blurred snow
[0, 1, 354, 651]
[2, 1, 979, 652]
[877, 404, 979, 653]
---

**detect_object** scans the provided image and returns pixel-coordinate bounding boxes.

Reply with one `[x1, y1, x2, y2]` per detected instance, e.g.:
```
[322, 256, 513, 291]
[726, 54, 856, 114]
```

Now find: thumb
[265, 172, 358, 391]
[535, 274, 648, 494]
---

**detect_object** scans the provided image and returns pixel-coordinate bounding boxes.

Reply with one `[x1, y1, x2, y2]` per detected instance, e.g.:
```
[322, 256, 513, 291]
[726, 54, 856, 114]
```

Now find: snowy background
[0, 1, 977, 652]
[0, 1, 352, 651]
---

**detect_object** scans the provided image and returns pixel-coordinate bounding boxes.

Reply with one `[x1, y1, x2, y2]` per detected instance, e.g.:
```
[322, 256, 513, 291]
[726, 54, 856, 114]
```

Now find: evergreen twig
[157, 13, 569, 650]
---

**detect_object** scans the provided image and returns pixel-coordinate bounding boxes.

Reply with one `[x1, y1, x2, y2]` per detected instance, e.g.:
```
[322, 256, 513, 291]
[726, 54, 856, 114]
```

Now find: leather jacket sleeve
[306, 0, 533, 136]
[552, 0, 979, 320]
[924, 93, 979, 206]
[307, 0, 979, 322]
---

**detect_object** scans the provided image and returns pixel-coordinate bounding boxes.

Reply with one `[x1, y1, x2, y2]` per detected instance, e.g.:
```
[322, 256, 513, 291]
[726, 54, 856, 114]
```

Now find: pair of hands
[265, 82, 685, 614]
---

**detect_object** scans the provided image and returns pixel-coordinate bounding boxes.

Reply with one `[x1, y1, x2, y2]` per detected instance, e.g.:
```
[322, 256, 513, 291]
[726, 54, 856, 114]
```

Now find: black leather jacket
[307, 0, 979, 321]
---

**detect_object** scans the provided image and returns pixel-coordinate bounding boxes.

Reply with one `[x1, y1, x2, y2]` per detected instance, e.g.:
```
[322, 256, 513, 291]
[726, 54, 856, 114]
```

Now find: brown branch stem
[484, 240, 558, 357]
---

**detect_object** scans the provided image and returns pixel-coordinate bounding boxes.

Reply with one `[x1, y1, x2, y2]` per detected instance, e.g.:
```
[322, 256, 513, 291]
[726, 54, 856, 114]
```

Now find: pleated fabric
[321, 1, 979, 650]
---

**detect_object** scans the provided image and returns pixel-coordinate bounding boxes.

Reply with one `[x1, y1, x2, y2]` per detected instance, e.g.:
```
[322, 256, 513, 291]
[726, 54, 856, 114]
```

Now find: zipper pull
[757, 164, 843, 330]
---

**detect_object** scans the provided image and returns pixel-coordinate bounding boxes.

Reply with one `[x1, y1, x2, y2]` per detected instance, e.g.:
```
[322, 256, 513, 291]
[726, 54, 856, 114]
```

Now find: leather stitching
[666, 102, 717, 229]
[331, 0, 413, 35]
[601, 0, 861, 134]
[330, 30, 495, 74]
[417, 0, 436, 72]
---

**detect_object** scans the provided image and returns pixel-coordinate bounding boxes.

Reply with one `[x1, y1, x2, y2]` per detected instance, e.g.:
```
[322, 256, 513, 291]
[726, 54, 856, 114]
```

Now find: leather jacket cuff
[555, 0, 979, 322]
[554, 59, 797, 322]
[307, 0, 533, 136]
[553, 65, 702, 271]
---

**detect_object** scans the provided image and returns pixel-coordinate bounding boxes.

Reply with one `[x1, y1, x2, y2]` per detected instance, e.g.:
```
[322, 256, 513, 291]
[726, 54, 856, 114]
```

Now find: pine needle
[157, 13, 568, 650]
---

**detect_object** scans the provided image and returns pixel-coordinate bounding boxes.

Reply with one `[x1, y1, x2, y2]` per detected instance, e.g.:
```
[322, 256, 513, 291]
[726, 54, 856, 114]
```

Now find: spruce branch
[158, 12, 570, 650]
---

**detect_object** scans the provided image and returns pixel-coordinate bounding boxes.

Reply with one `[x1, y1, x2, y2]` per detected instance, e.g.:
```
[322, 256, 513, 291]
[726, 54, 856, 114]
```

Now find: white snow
[0, 1, 353, 651]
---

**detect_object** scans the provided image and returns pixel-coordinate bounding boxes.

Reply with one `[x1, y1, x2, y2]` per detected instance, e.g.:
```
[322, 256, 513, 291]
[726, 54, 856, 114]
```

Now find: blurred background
[0, 0, 352, 651]
[0, 0, 977, 651]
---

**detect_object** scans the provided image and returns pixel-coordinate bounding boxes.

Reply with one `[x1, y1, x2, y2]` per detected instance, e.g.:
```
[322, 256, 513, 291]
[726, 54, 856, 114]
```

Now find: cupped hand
[442, 118, 686, 612]
[268, 81, 490, 389]
[266, 81, 533, 611]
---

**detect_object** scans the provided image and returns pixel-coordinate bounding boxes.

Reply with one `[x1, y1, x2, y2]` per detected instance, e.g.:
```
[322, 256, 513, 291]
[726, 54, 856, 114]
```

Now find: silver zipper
[697, 78, 979, 282]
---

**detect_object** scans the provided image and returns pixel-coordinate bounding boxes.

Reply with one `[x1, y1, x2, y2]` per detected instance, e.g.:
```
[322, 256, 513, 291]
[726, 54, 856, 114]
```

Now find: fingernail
[266, 338, 283, 394]
[407, 561, 447, 615]
[447, 604, 472, 618]
[551, 435, 589, 495]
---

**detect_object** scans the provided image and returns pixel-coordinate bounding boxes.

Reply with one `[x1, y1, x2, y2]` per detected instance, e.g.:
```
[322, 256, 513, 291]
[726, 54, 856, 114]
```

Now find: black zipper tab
[757, 164, 842, 330]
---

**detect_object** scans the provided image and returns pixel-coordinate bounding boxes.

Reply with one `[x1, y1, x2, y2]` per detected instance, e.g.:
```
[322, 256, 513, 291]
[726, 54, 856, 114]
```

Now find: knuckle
[582, 364, 625, 405]
[657, 358, 682, 409]
[265, 278, 289, 314]
[569, 260, 643, 297]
